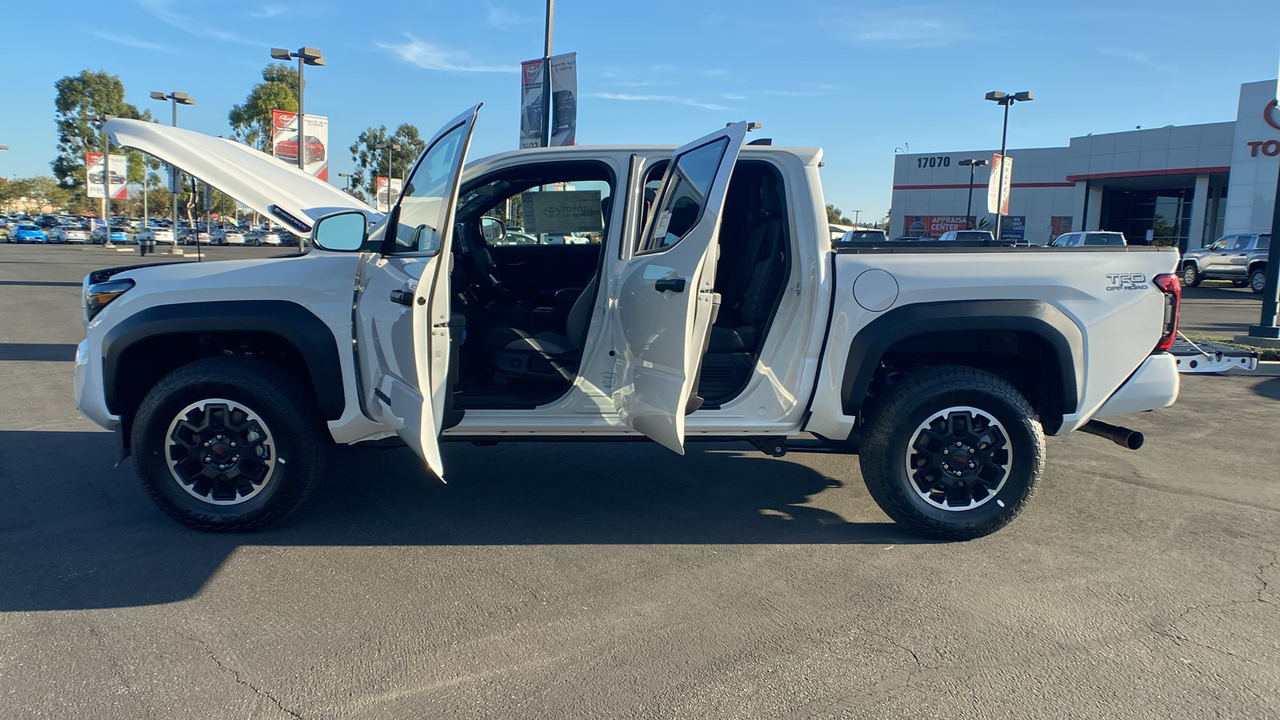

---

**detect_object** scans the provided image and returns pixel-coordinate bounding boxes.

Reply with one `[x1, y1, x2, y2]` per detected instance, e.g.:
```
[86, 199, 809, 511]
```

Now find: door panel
[611, 123, 748, 453]
[488, 243, 600, 303]
[354, 105, 480, 478]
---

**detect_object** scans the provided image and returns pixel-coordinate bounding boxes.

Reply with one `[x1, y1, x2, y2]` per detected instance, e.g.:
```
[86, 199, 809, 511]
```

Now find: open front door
[612, 122, 748, 453]
[354, 106, 480, 479]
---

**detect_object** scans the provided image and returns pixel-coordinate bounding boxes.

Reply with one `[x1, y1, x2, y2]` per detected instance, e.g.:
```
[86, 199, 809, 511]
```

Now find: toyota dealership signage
[272, 109, 329, 181]
[519, 52, 577, 149]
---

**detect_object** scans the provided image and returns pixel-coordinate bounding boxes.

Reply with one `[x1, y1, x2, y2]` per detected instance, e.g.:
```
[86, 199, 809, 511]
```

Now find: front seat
[484, 274, 598, 383]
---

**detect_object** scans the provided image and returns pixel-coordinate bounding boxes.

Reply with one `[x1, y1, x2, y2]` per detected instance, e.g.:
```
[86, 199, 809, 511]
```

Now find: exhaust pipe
[1081, 420, 1144, 450]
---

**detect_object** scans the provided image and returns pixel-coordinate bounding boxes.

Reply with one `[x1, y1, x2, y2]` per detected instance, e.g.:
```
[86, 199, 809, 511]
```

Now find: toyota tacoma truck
[74, 107, 1183, 539]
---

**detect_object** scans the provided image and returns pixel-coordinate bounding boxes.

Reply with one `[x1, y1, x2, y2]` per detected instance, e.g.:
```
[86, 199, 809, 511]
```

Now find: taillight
[1152, 273, 1180, 352]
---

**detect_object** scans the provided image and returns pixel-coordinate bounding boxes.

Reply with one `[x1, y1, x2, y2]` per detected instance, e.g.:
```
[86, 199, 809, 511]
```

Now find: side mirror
[311, 210, 368, 252]
[479, 216, 506, 244]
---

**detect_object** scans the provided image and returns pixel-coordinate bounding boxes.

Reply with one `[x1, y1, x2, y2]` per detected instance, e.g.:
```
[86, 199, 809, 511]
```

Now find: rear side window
[1085, 233, 1125, 246]
[1259, 235, 1271, 250]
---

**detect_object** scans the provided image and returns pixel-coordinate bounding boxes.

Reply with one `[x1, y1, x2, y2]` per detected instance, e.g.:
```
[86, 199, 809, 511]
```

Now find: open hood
[105, 118, 378, 233]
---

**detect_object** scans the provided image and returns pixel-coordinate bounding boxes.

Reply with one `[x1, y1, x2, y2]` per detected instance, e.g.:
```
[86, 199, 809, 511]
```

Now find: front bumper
[1092, 352, 1181, 420]
[74, 338, 120, 433]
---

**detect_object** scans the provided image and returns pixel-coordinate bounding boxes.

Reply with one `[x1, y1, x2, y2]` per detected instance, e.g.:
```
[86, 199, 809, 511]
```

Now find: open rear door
[611, 122, 748, 453]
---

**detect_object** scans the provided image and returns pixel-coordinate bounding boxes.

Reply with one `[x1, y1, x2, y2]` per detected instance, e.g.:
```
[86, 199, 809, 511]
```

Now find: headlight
[84, 278, 135, 321]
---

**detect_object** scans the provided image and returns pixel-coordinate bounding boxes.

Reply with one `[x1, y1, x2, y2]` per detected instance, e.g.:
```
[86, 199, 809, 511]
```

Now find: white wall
[1224, 80, 1280, 234]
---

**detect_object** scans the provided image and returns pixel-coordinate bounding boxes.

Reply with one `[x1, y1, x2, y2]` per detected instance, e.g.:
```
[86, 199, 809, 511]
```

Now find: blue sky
[1, 0, 1276, 221]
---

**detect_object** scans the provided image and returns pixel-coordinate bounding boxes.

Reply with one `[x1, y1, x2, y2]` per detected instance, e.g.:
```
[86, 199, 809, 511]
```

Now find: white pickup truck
[74, 107, 1182, 539]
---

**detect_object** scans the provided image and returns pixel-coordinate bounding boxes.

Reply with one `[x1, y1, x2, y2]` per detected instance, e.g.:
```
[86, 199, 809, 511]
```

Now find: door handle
[389, 289, 414, 306]
[655, 277, 687, 293]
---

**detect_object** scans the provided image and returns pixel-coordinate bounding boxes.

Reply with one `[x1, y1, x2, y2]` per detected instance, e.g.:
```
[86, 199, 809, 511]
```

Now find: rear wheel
[859, 365, 1045, 540]
[131, 356, 325, 532]
[1252, 268, 1268, 294]
[1181, 263, 1201, 287]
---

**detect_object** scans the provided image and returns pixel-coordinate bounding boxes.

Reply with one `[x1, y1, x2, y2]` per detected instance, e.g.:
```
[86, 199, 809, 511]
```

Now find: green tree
[51, 70, 151, 192]
[0, 176, 71, 212]
[348, 124, 426, 202]
[228, 64, 299, 151]
[825, 204, 854, 225]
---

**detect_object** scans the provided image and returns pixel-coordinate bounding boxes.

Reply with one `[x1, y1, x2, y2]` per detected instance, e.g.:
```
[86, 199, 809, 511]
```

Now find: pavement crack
[1147, 548, 1278, 662]
[184, 633, 303, 719]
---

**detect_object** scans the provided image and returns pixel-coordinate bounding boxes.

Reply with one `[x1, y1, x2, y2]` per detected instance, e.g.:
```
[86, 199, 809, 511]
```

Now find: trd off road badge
[1105, 273, 1149, 291]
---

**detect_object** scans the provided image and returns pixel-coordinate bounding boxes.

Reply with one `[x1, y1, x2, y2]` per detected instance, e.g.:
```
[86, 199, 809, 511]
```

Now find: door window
[390, 121, 470, 255]
[636, 138, 729, 254]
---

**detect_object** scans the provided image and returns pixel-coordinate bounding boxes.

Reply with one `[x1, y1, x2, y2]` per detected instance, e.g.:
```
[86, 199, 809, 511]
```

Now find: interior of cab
[447, 157, 792, 412]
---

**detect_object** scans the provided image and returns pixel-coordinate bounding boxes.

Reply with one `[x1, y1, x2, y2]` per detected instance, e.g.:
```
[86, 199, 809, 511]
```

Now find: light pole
[338, 172, 353, 194]
[984, 90, 1033, 241]
[150, 91, 194, 239]
[958, 158, 989, 229]
[374, 142, 400, 211]
[851, 210, 862, 227]
[87, 114, 115, 243]
[541, 0, 554, 146]
[270, 47, 324, 174]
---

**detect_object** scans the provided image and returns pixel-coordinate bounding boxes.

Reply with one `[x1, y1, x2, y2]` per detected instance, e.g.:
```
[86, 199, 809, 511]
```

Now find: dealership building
[888, 79, 1280, 249]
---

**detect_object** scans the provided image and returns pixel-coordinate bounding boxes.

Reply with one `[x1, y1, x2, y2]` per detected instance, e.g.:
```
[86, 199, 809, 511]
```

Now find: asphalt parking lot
[1, 243, 1277, 719]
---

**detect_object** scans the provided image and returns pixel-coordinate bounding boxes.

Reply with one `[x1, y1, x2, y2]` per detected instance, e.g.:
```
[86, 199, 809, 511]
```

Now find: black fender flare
[101, 300, 345, 420]
[839, 299, 1083, 418]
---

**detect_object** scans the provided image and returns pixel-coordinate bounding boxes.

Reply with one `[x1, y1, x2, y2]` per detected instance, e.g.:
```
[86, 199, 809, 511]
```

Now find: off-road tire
[1181, 263, 1201, 287]
[859, 365, 1045, 540]
[131, 356, 325, 532]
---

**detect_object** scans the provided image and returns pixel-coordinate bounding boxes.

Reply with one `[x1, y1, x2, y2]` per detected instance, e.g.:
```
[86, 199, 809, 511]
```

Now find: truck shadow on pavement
[1252, 377, 1280, 401]
[0, 432, 919, 612]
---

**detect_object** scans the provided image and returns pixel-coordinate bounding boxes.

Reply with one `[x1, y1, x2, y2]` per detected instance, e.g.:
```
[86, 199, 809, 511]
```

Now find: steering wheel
[457, 221, 503, 292]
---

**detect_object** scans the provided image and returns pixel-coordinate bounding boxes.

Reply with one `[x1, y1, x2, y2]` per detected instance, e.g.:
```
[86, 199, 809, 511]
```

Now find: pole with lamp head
[958, 158, 989, 229]
[984, 91, 1033, 240]
[374, 142, 400, 211]
[150, 92, 194, 243]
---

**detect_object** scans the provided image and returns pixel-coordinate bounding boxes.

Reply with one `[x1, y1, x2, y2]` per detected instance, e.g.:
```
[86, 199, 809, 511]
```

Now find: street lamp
[270, 46, 324, 174]
[852, 210, 862, 227]
[374, 142, 400, 211]
[151, 91, 194, 238]
[338, 172, 353, 194]
[984, 90, 1033, 240]
[958, 158, 989, 229]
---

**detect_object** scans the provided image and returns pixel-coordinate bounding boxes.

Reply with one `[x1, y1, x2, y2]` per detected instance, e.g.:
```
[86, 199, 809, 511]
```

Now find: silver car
[1180, 233, 1270, 289]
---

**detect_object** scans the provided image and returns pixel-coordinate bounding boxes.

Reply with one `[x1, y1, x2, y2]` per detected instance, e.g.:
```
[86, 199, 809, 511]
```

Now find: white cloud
[378, 34, 514, 73]
[586, 92, 731, 112]
[89, 29, 174, 52]
[136, 0, 264, 45]
[839, 6, 970, 48]
[486, 3, 535, 31]
[249, 3, 287, 18]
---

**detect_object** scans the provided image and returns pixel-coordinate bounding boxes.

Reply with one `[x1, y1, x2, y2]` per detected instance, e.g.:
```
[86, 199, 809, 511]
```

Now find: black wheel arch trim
[101, 300, 345, 420]
[840, 299, 1083, 420]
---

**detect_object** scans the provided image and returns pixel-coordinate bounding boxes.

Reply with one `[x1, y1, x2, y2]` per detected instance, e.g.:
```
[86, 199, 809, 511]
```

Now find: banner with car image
[374, 176, 403, 214]
[271, 109, 329, 181]
[85, 152, 128, 200]
[518, 52, 577, 149]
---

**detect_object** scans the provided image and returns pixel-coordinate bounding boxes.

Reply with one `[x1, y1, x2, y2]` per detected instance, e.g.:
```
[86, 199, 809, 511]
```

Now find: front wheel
[859, 366, 1045, 540]
[1252, 268, 1268, 294]
[1182, 263, 1201, 287]
[131, 356, 325, 532]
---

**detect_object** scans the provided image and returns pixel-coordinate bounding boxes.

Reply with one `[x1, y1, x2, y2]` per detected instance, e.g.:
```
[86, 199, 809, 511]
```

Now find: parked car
[210, 227, 246, 245]
[274, 134, 326, 163]
[49, 225, 90, 244]
[134, 228, 176, 245]
[938, 230, 997, 243]
[89, 226, 131, 244]
[1179, 233, 1271, 292]
[86, 111, 1183, 540]
[837, 229, 889, 245]
[1048, 231, 1127, 248]
[12, 224, 48, 243]
[244, 230, 282, 246]
[177, 229, 210, 245]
